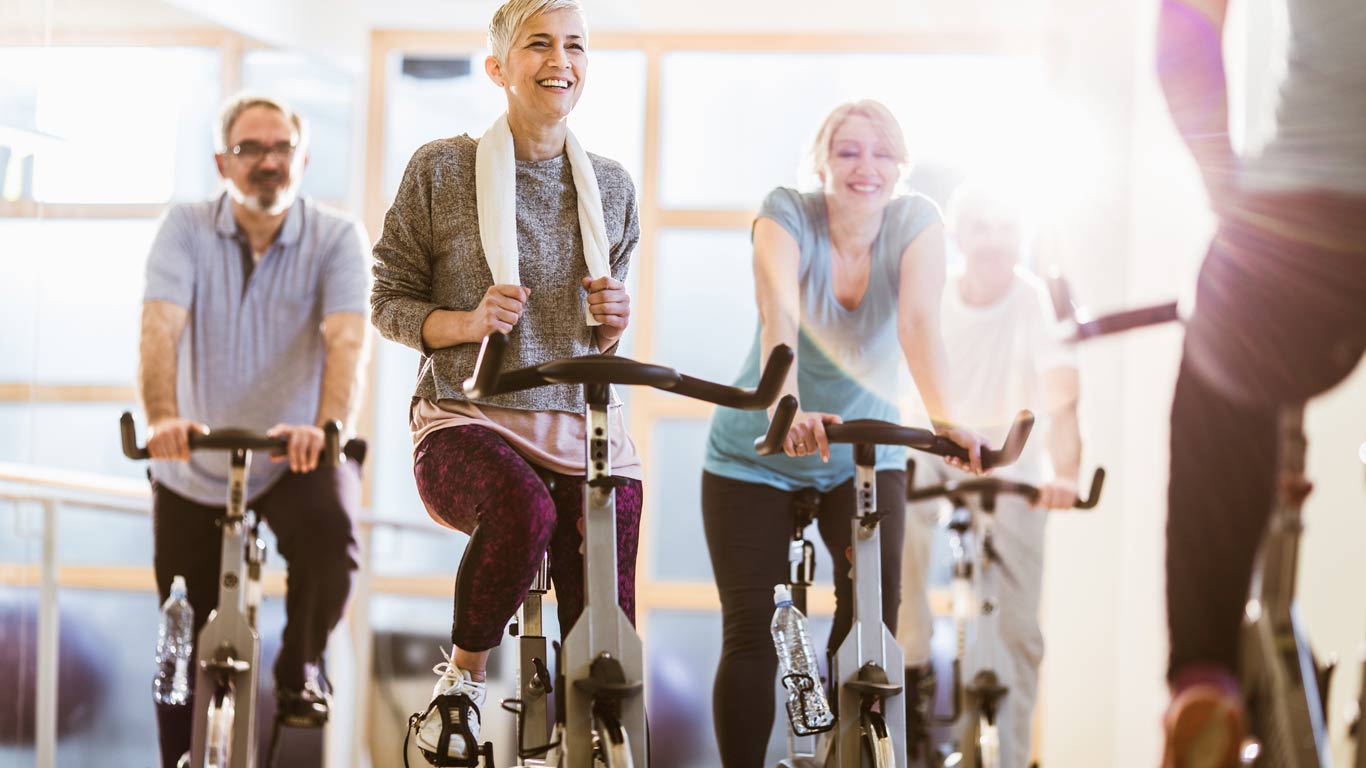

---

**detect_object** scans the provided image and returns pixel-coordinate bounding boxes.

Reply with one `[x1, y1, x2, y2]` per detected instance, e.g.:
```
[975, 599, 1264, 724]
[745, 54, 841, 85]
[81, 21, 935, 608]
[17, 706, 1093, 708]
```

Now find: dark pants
[412, 425, 644, 651]
[151, 454, 361, 768]
[1166, 190, 1366, 681]
[702, 469, 906, 768]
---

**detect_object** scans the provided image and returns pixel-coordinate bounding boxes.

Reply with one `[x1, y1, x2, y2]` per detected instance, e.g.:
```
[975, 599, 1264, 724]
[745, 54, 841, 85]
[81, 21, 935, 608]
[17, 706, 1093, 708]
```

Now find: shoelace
[432, 646, 461, 681]
[431, 647, 486, 698]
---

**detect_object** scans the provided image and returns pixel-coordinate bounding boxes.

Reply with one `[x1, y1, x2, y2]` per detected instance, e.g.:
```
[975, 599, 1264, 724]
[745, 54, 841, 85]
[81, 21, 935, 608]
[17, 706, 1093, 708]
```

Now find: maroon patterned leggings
[414, 425, 644, 651]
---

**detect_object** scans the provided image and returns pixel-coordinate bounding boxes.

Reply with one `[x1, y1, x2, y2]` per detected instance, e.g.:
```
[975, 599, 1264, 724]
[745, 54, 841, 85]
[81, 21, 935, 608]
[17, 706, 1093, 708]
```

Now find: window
[242, 50, 357, 202]
[658, 51, 1050, 210]
[0, 47, 221, 204]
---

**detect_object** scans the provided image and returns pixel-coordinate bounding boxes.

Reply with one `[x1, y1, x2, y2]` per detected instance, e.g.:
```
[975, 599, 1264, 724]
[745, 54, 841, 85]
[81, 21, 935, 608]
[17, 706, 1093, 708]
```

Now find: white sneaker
[415, 647, 487, 762]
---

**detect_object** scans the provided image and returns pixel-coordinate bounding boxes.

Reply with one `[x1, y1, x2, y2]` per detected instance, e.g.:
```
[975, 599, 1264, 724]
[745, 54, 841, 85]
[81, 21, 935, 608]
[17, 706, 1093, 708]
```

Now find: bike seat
[571, 654, 643, 701]
[845, 662, 903, 700]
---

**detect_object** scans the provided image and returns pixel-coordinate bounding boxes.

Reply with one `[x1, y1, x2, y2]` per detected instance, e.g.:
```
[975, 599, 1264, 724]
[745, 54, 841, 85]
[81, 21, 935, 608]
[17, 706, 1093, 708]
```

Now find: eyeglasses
[228, 140, 297, 163]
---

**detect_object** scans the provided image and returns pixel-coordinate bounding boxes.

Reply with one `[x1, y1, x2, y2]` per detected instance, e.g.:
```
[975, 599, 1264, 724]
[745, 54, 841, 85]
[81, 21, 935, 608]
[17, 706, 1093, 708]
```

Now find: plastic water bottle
[153, 575, 194, 706]
[771, 584, 834, 734]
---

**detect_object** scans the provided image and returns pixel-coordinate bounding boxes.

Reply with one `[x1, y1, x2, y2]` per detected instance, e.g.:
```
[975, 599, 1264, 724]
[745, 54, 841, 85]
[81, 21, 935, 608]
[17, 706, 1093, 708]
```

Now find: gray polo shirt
[143, 193, 370, 506]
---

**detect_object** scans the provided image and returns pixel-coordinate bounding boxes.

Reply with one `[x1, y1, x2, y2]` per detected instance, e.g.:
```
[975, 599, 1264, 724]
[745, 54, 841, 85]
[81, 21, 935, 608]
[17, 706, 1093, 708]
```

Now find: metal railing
[0, 461, 461, 768]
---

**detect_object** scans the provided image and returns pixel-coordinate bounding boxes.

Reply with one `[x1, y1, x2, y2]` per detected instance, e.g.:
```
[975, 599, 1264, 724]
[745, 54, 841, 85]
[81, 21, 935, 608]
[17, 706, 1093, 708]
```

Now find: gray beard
[225, 178, 298, 215]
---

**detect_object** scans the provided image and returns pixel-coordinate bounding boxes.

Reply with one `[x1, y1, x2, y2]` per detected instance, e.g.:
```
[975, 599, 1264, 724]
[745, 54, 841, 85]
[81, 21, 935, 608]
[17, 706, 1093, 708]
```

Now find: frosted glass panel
[653, 228, 756, 384]
[659, 52, 1046, 209]
[243, 50, 357, 203]
[0, 589, 302, 766]
[646, 608, 835, 767]
[0, 47, 221, 203]
[646, 419, 710, 582]
[0, 219, 157, 383]
[369, 338, 475, 576]
[647, 414, 839, 588]
[0, 402, 144, 479]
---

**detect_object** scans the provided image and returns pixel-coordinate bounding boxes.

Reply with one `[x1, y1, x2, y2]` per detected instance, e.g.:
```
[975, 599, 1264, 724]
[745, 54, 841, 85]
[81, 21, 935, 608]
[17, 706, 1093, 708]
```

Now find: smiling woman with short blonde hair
[370, 0, 641, 760]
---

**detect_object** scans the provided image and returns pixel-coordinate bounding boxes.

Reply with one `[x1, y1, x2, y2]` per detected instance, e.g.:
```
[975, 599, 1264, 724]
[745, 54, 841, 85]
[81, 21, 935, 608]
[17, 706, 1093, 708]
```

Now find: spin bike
[452, 332, 794, 768]
[755, 395, 1035, 768]
[1048, 274, 1348, 767]
[120, 412, 360, 768]
[904, 462, 1105, 768]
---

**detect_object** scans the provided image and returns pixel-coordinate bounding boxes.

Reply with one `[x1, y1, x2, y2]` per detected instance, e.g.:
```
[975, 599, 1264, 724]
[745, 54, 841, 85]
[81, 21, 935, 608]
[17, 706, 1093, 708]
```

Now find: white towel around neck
[475, 113, 609, 326]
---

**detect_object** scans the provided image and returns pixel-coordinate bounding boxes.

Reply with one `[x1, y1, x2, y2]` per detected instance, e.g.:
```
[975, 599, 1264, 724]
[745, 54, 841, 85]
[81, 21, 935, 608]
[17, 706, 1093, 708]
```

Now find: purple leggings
[414, 425, 644, 651]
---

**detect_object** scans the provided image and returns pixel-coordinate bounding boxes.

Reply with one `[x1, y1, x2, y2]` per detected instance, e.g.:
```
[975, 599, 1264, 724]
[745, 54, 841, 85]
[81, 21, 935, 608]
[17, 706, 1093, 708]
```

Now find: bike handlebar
[906, 465, 1107, 510]
[119, 412, 345, 466]
[461, 332, 793, 410]
[754, 394, 1035, 470]
[1047, 273, 1180, 342]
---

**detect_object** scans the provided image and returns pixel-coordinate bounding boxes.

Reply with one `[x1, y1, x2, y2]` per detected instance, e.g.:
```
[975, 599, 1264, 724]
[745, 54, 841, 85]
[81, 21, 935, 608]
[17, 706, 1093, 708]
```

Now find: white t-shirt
[935, 267, 1076, 484]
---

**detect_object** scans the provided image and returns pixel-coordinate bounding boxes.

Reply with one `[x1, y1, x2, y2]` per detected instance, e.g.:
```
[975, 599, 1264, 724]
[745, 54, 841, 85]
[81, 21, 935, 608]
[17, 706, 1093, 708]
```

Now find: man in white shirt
[899, 182, 1082, 768]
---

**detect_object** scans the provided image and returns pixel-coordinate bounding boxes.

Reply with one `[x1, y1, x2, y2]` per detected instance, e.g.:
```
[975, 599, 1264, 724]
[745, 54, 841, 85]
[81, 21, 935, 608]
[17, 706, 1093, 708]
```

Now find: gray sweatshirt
[372, 134, 639, 412]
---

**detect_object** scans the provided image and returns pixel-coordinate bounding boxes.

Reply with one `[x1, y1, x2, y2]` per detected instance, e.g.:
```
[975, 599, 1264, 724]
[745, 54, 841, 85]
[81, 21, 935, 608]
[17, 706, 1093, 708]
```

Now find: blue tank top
[703, 187, 942, 492]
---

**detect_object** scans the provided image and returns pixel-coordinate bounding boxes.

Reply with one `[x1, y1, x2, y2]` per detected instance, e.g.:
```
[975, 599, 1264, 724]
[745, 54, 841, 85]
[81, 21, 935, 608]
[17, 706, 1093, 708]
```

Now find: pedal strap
[405, 692, 482, 767]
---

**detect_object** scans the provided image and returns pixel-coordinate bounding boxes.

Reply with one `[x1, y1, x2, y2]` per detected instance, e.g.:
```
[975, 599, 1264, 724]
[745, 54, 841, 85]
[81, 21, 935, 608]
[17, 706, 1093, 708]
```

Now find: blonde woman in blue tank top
[701, 100, 988, 767]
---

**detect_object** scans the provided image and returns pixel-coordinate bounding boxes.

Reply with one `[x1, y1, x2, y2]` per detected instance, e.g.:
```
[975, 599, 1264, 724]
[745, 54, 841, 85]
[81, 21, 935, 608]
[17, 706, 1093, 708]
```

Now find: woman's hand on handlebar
[147, 418, 209, 462]
[267, 423, 325, 473]
[1036, 476, 1080, 510]
[785, 410, 842, 462]
[938, 424, 989, 475]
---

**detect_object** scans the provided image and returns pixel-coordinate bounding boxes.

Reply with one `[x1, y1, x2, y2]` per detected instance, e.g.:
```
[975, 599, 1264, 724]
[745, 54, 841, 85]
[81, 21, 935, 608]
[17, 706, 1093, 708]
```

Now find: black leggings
[702, 469, 906, 768]
[1166, 191, 1366, 681]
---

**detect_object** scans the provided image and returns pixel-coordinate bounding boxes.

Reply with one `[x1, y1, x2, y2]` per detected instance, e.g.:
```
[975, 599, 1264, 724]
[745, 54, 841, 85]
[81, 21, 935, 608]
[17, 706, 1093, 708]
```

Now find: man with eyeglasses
[138, 93, 370, 767]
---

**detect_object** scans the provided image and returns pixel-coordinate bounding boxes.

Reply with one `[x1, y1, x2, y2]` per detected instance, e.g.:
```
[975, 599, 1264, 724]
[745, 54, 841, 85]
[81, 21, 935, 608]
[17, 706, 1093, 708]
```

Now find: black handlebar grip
[120, 411, 150, 460]
[751, 345, 794, 408]
[463, 332, 508, 399]
[754, 394, 799, 456]
[932, 410, 1035, 470]
[322, 420, 342, 467]
[1075, 467, 1107, 509]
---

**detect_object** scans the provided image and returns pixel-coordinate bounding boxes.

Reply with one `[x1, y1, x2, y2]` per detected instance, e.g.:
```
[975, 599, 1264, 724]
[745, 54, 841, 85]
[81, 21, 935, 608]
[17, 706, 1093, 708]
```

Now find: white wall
[7, 0, 211, 35]
[359, 0, 1048, 34]
[162, 0, 368, 72]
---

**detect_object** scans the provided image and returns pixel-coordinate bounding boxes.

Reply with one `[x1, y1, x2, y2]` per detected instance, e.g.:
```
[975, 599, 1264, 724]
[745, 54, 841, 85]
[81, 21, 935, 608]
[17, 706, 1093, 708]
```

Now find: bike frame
[191, 446, 262, 768]
[940, 490, 1007, 768]
[464, 333, 793, 768]
[756, 397, 1036, 768]
[559, 381, 648, 768]
[829, 442, 908, 768]
[1241, 406, 1330, 767]
[120, 413, 343, 768]
[906, 460, 1105, 768]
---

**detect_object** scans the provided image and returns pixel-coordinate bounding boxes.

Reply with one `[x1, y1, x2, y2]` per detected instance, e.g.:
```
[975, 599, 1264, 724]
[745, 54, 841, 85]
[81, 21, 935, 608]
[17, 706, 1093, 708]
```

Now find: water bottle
[771, 584, 834, 734]
[153, 575, 194, 706]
